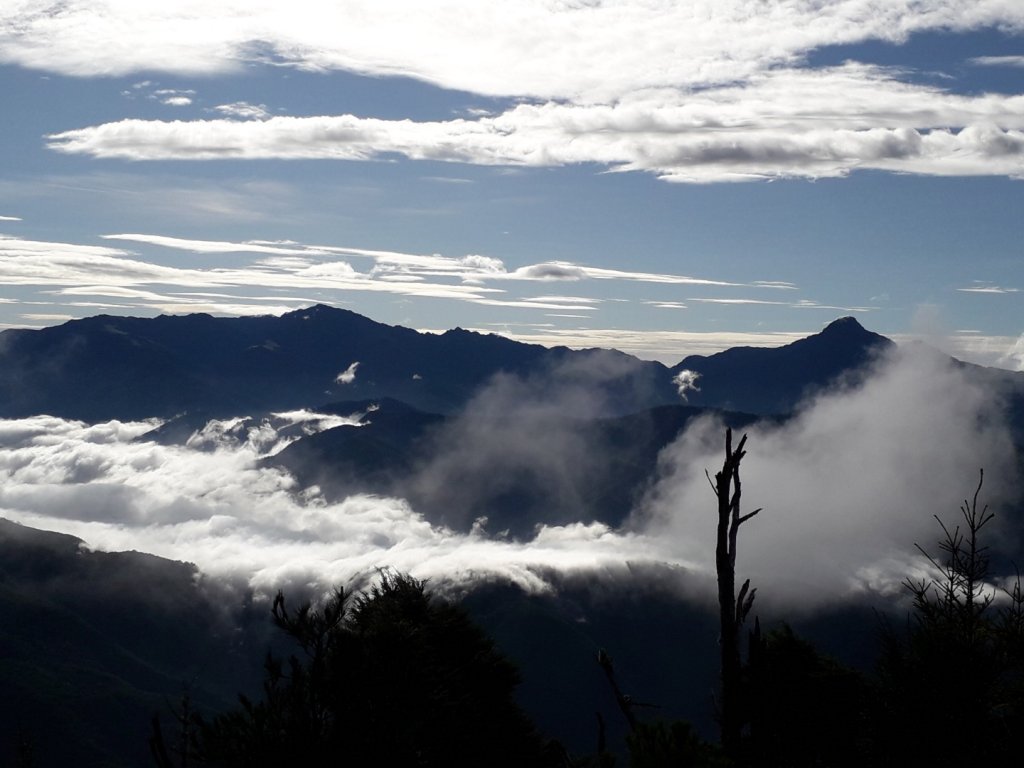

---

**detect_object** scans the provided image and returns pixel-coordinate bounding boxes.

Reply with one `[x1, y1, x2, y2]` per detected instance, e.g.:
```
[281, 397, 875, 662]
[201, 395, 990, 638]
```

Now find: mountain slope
[0, 305, 678, 421]
[266, 399, 762, 536]
[671, 317, 894, 414]
[2, 308, 969, 423]
[0, 519, 269, 767]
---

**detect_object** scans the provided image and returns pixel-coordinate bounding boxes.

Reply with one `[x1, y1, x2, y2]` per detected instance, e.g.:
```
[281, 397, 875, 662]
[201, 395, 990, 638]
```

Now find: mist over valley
[2, 307, 1023, 763]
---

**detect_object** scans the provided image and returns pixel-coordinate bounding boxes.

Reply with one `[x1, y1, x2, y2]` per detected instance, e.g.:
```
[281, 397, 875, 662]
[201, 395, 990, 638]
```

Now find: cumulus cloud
[335, 361, 360, 385]
[635, 344, 1021, 609]
[672, 370, 701, 401]
[6, 3, 1024, 182]
[151, 89, 195, 107]
[44, 63, 1024, 181]
[4, 2, 1024, 100]
[214, 102, 271, 120]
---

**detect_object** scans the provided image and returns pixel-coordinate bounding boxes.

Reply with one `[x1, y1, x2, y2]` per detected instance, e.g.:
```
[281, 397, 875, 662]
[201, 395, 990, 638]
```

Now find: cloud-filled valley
[3, 3, 1024, 762]
[1, 340, 1018, 611]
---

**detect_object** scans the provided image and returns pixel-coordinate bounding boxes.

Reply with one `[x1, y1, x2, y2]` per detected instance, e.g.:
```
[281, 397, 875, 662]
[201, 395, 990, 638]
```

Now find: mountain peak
[814, 316, 892, 350]
[820, 316, 867, 335]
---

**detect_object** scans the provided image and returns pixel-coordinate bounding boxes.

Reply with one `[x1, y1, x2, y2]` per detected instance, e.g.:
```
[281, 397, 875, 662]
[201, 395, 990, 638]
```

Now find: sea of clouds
[0, 343, 1019, 611]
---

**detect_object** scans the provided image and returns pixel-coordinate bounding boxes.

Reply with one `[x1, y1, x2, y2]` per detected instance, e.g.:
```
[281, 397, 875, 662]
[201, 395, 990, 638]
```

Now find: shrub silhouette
[876, 471, 1024, 767]
[188, 572, 555, 767]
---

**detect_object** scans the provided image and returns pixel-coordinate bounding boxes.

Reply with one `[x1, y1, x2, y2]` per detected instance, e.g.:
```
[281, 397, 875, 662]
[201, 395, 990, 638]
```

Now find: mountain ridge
[0, 306, 952, 421]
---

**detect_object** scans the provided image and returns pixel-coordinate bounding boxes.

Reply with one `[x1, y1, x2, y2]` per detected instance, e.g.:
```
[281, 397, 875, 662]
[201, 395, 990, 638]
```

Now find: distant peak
[286, 303, 336, 316]
[823, 316, 863, 331]
[814, 316, 893, 349]
[819, 316, 871, 337]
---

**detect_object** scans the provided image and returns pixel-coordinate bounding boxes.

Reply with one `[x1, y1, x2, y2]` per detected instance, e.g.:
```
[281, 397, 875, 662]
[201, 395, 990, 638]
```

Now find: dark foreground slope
[0, 520, 269, 767]
[0, 518, 883, 766]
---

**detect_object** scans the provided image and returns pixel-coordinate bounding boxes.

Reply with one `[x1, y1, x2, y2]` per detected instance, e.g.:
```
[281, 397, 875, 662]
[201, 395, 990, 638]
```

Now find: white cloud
[507, 263, 588, 281]
[637, 344, 1021, 608]
[0, 234, 507, 305]
[526, 295, 600, 305]
[103, 233, 322, 255]
[970, 55, 1024, 67]
[335, 361, 360, 384]
[471, 297, 599, 311]
[214, 101, 271, 120]
[689, 296, 875, 312]
[956, 283, 1019, 293]
[998, 334, 1024, 371]
[45, 63, 1024, 181]
[458, 326, 808, 364]
[0, 343, 1016, 609]
[0, 413, 683, 597]
[94, 232, 757, 290]
[20, 313, 74, 323]
[5, 2, 1024, 183]
[3, 2, 1024, 100]
[672, 370, 701, 401]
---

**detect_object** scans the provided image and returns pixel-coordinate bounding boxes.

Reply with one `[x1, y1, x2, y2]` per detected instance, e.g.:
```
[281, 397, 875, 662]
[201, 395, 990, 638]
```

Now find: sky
[1, 1, 1023, 367]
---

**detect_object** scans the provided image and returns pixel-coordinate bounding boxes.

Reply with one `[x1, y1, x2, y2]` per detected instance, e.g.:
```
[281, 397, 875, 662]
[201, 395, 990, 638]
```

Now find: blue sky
[1, 2, 1023, 366]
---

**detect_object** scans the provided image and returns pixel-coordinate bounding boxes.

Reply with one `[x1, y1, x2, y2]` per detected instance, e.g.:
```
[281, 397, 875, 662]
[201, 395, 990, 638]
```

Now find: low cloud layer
[637, 343, 1021, 609]
[0, 343, 1019, 611]
[0, 412, 678, 598]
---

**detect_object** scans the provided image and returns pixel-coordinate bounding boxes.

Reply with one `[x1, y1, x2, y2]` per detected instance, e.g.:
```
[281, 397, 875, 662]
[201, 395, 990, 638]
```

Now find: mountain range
[0, 305, 897, 422]
[2, 306, 1022, 765]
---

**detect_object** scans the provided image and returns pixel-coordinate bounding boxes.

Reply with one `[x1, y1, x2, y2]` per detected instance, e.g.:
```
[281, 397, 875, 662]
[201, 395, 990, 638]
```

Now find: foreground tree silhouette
[877, 470, 1024, 767]
[709, 429, 760, 760]
[746, 625, 871, 767]
[188, 572, 556, 767]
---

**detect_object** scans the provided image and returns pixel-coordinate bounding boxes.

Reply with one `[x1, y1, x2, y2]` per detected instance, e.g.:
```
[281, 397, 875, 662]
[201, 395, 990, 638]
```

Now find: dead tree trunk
[710, 428, 760, 759]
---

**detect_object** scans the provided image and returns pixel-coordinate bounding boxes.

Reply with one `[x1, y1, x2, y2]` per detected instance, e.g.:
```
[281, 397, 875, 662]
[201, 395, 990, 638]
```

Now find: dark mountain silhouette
[0, 519, 271, 767]
[0, 305, 677, 421]
[266, 399, 762, 537]
[0, 307, 911, 423]
[0, 517, 884, 765]
[671, 316, 894, 414]
[5, 308, 1024, 764]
